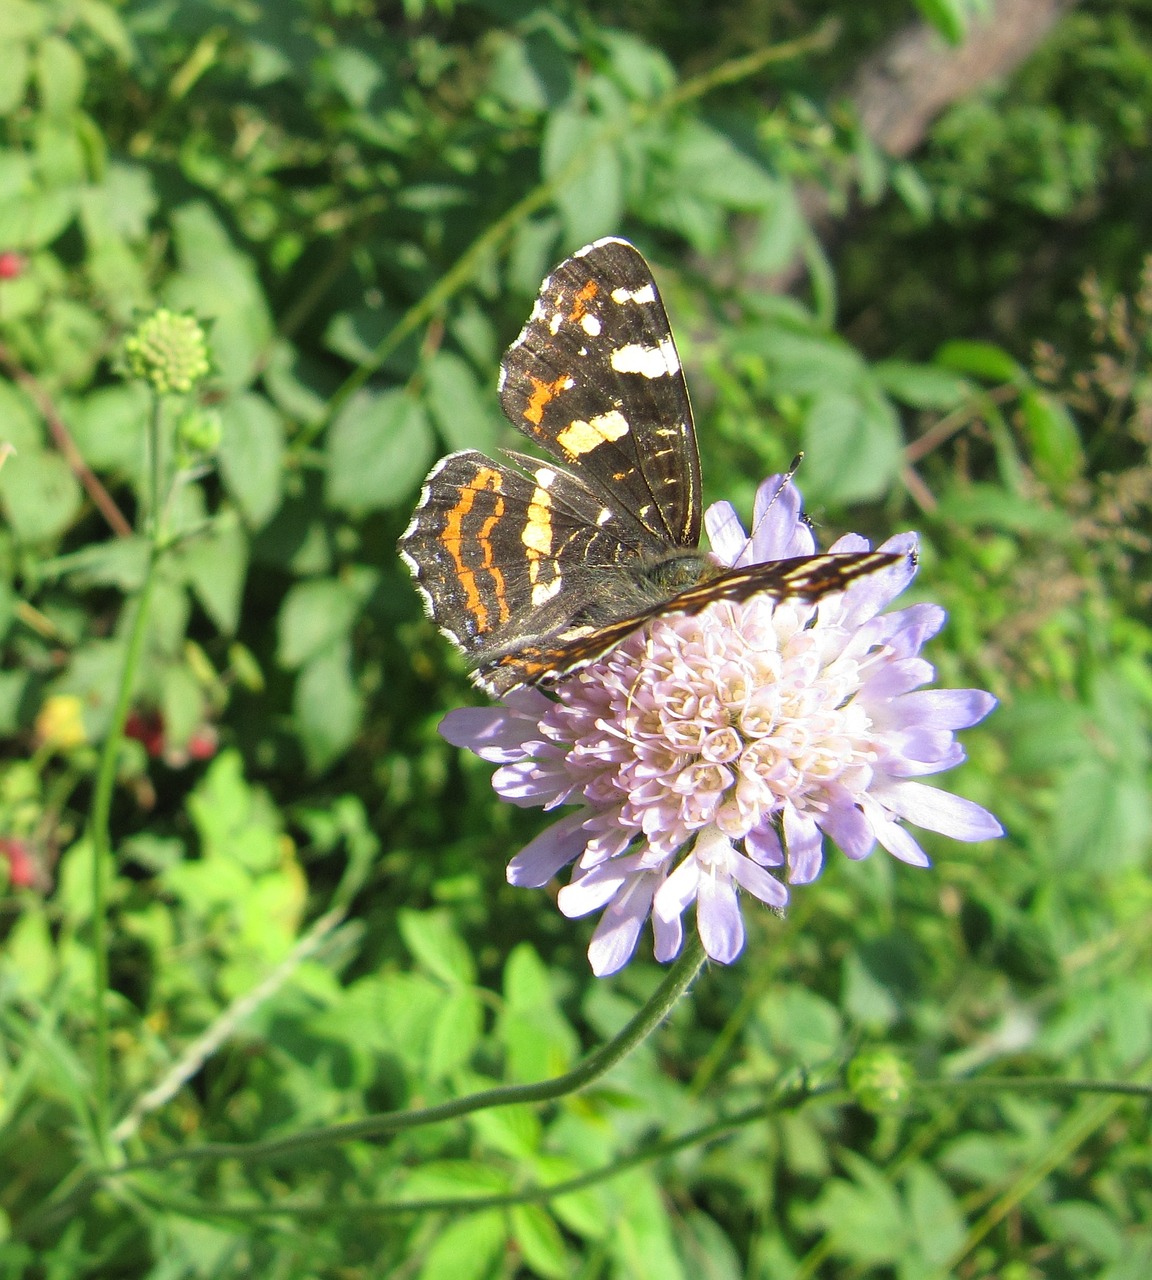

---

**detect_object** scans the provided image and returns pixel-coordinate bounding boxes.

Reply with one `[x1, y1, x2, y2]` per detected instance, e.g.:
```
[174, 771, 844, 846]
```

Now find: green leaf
[934, 340, 1025, 385]
[47, 537, 150, 590]
[164, 201, 274, 390]
[427, 987, 483, 1080]
[933, 484, 1074, 535]
[399, 909, 477, 986]
[75, 0, 135, 62]
[277, 577, 364, 669]
[914, 0, 973, 43]
[0, 185, 78, 248]
[873, 361, 971, 411]
[675, 1211, 743, 1280]
[0, 579, 13, 641]
[0, 450, 82, 543]
[801, 390, 902, 504]
[0, 42, 29, 114]
[1046, 1200, 1125, 1262]
[0, 379, 44, 453]
[610, 1172, 685, 1280]
[798, 1151, 909, 1266]
[218, 394, 285, 528]
[425, 351, 501, 455]
[179, 517, 249, 635]
[293, 639, 363, 771]
[0, 670, 26, 734]
[318, 45, 385, 109]
[541, 108, 623, 247]
[36, 35, 86, 116]
[469, 1102, 541, 1160]
[1052, 759, 1150, 872]
[756, 988, 843, 1066]
[501, 944, 578, 1081]
[66, 384, 149, 476]
[324, 388, 434, 514]
[0, 0, 49, 39]
[417, 1211, 505, 1280]
[161, 662, 205, 751]
[740, 326, 867, 395]
[511, 1205, 569, 1280]
[1020, 389, 1083, 489]
[905, 1163, 966, 1267]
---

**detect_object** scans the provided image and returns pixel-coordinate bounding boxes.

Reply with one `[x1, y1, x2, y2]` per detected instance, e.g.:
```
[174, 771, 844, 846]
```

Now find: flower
[442, 475, 1003, 976]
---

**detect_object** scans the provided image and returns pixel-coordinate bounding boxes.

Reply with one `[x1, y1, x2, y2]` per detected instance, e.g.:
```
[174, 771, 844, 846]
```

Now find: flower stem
[115, 932, 708, 1174]
[89, 391, 166, 1159]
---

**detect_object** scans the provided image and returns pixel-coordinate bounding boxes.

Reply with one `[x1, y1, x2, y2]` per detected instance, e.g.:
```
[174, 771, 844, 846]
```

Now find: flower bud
[176, 407, 223, 454]
[847, 1048, 914, 1113]
[121, 309, 211, 395]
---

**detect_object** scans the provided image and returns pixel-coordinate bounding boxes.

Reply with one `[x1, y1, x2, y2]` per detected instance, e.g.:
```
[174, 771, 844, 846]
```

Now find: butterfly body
[400, 238, 900, 695]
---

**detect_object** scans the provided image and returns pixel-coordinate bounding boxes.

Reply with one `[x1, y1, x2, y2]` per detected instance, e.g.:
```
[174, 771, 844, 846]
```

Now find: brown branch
[766, 0, 1082, 293]
[0, 345, 133, 538]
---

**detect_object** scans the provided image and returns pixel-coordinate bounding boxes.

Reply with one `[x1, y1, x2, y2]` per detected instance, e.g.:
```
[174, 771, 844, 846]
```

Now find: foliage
[0, 1, 1150, 1277]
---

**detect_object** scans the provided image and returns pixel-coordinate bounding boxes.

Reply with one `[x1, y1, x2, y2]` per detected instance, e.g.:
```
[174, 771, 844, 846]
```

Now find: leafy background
[1, 0, 1151, 1276]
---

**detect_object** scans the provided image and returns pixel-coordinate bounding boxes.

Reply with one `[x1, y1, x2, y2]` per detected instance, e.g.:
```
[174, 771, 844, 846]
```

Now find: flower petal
[874, 780, 1005, 841]
[862, 795, 932, 867]
[587, 871, 660, 976]
[887, 689, 998, 731]
[729, 854, 788, 908]
[784, 804, 824, 884]
[704, 501, 748, 566]
[697, 864, 745, 963]
[818, 785, 876, 860]
[507, 810, 589, 887]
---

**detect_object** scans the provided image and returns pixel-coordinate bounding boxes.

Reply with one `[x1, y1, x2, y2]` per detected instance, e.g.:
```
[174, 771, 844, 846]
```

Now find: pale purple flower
[442, 476, 1002, 976]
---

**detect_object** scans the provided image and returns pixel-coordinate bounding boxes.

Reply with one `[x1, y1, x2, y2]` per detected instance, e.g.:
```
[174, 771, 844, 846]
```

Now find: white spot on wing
[549, 311, 563, 335]
[609, 337, 679, 378]
[531, 577, 563, 606]
[581, 313, 601, 336]
[610, 283, 656, 305]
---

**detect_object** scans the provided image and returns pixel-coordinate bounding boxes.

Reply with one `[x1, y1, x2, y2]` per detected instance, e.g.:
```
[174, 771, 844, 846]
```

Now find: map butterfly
[400, 238, 902, 695]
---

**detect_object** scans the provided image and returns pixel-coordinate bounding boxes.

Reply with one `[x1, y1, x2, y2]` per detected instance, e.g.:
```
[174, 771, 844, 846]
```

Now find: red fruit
[124, 709, 165, 758]
[0, 252, 25, 280]
[0, 837, 38, 889]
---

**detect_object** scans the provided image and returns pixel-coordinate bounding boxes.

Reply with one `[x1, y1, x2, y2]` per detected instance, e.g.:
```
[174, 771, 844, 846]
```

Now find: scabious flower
[442, 476, 1003, 977]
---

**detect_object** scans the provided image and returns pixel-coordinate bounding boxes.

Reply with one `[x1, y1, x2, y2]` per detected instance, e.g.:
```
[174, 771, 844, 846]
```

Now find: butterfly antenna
[734, 453, 805, 563]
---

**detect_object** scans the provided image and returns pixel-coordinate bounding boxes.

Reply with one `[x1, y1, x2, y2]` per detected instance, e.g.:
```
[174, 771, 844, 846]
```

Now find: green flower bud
[122, 310, 211, 395]
[176, 407, 223, 455]
[847, 1048, 913, 1113]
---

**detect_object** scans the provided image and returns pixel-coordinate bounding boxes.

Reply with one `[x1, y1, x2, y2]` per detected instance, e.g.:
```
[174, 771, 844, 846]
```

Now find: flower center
[547, 598, 876, 857]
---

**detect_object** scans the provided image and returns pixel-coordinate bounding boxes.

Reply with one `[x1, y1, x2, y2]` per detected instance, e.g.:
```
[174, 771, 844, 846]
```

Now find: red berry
[0, 252, 25, 280]
[0, 837, 38, 889]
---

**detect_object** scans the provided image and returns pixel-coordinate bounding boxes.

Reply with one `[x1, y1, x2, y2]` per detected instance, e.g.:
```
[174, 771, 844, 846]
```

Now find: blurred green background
[1, 0, 1150, 1276]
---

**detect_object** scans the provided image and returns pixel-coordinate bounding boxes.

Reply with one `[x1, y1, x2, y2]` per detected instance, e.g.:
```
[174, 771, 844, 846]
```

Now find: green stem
[88, 392, 166, 1160]
[117, 933, 707, 1174]
[125, 1081, 841, 1224]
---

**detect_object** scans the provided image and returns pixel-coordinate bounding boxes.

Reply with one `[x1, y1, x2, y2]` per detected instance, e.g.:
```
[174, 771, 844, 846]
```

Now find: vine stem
[89, 392, 165, 1160]
[120, 933, 706, 1174]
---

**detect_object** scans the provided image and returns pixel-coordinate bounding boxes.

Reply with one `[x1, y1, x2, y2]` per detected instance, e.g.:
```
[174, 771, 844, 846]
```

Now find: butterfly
[399, 237, 900, 695]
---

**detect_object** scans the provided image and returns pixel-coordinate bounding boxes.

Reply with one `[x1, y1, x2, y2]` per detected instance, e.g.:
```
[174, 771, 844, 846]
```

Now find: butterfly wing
[498, 237, 701, 549]
[399, 449, 665, 659]
[476, 548, 907, 694]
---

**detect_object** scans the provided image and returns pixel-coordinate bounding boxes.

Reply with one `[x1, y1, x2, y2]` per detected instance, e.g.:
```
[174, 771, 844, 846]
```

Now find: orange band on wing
[441, 467, 510, 633]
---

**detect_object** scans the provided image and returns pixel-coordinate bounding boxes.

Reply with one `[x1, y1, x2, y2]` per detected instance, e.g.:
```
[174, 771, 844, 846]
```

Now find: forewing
[476, 549, 905, 694]
[498, 237, 701, 548]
